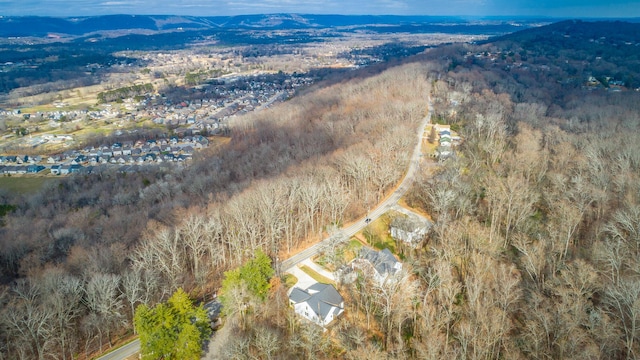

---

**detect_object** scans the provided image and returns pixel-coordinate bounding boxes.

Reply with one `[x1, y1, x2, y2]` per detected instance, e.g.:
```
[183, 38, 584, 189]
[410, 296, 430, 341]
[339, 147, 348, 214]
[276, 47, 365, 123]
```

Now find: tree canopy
[221, 249, 274, 302]
[220, 249, 274, 330]
[134, 288, 211, 360]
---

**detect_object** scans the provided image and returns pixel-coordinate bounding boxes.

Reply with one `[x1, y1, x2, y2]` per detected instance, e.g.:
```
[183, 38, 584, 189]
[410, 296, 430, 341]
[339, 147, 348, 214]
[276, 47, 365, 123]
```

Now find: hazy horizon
[2, 0, 639, 18]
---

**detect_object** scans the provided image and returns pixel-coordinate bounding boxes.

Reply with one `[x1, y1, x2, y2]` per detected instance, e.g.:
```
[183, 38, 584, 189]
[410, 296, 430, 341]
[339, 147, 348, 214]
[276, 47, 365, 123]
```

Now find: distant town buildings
[0, 135, 209, 175]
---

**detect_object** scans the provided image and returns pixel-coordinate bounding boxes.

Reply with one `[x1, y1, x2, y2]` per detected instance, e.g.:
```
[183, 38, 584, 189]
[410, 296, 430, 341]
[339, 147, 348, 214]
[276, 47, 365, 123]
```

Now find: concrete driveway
[286, 265, 318, 291]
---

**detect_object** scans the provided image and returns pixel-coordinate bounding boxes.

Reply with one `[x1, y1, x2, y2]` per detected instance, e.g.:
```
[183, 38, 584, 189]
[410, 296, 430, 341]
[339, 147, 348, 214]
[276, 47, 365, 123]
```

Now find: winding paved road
[280, 96, 433, 272]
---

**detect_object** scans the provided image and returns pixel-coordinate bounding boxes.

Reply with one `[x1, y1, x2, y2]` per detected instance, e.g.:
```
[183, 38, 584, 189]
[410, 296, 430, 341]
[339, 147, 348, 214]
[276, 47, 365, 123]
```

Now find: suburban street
[280, 96, 433, 272]
[256, 90, 287, 111]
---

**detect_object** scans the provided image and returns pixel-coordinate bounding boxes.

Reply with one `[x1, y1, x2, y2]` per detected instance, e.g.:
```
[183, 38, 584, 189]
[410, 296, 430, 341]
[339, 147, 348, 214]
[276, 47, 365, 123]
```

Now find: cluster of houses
[435, 125, 461, 160]
[0, 164, 46, 175]
[288, 211, 431, 328]
[1, 72, 312, 151]
[0, 135, 209, 176]
[51, 135, 208, 166]
[0, 107, 118, 124]
[288, 246, 405, 327]
[0, 109, 24, 117]
[140, 74, 313, 130]
[585, 75, 629, 92]
[0, 155, 46, 175]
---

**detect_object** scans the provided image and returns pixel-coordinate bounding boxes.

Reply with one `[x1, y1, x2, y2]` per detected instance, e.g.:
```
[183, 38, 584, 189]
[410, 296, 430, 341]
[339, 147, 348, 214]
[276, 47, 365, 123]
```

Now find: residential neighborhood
[434, 124, 462, 160]
[0, 134, 209, 175]
[0, 70, 319, 177]
[0, 72, 314, 152]
[285, 206, 428, 329]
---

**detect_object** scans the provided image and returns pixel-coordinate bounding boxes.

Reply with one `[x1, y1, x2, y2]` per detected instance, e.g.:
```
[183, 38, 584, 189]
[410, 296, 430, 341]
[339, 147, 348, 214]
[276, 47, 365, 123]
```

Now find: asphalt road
[94, 339, 139, 360]
[280, 96, 433, 272]
[256, 91, 287, 111]
[96, 97, 432, 360]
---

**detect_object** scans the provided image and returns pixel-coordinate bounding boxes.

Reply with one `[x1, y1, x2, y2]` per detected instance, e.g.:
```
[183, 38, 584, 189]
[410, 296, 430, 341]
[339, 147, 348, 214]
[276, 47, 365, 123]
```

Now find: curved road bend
[96, 97, 433, 360]
[281, 96, 433, 272]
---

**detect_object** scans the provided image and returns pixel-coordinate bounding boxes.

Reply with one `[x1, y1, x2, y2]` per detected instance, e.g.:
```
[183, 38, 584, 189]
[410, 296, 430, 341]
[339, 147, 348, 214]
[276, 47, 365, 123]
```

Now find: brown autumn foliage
[2, 22, 640, 359]
[0, 61, 432, 358]
[400, 41, 640, 359]
[218, 33, 640, 359]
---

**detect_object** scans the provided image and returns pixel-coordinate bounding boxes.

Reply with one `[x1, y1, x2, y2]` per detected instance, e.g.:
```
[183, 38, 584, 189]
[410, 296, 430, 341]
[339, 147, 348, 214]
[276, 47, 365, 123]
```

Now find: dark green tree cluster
[220, 250, 274, 329]
[134, 288, 211, 360]
[184, 69, 225, 86]
[222, 249, 274, 301]
[97, 83, 153, 103]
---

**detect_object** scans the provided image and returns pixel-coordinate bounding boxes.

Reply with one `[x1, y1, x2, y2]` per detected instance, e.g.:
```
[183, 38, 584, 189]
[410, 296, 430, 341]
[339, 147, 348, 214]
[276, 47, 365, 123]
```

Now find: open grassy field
[0, 176, 58, 194]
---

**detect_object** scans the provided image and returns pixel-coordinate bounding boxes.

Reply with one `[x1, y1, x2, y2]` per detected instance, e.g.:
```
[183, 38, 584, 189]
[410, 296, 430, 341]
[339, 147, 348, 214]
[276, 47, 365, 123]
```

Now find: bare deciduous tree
[252, 326, 279, 360]
[604, 278, 640, 359]
[131, 228, 186, 292]
[2, 280, 54, 360]
[83, 273, 124, 348]
[180, 214, 210, 286]
[41, 271, 84, 360]
[603, 205, 640, 257]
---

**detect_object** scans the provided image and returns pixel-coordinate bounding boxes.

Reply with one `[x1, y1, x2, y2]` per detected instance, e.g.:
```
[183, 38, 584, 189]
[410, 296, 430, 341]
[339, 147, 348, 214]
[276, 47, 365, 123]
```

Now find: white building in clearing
[289, 283, 344, 327]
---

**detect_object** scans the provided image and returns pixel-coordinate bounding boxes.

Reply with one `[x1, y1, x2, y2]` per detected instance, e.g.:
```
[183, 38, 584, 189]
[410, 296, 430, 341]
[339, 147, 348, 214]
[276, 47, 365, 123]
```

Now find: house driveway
[391, 204, 431, 223]
[286, 266, 317, 292]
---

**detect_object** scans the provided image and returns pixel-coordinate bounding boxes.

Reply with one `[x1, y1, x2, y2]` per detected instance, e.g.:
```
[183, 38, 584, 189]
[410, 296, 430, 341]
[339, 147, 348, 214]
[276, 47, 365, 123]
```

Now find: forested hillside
[1, 20, 640, 359]
[400, 24, 640, 358]
[0, 58, 431, 358]
[216, 21, 640, 358]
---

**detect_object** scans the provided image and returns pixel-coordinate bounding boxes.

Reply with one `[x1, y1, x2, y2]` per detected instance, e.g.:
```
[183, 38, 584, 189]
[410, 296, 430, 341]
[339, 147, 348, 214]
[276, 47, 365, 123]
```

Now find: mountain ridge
[0, 14, 540, 37]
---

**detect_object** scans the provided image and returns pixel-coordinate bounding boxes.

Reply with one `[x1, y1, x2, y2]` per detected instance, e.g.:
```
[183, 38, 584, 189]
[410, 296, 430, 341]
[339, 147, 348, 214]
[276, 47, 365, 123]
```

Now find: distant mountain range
[0, 14, 541, 37]
[489, 19, 640, 44]
[486, 19, 640, 60]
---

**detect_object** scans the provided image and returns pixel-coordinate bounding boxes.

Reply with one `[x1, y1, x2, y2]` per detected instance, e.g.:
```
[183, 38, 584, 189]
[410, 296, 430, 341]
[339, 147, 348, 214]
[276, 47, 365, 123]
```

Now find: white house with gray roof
[289, 283, 344, 327]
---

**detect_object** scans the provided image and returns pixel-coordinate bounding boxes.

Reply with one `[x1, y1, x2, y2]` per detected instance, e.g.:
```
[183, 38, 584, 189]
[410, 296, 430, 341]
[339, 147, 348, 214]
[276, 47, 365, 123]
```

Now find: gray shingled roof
[308, 283, 343, 306]
[361, 248, 401, 277]
[289, 287, 311, 303]
[289, 283, 343, 320]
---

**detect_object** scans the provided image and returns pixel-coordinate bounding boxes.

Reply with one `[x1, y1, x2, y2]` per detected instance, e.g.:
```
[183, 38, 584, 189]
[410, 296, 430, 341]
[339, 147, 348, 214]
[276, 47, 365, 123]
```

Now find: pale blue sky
[1, 0, 639, 17]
